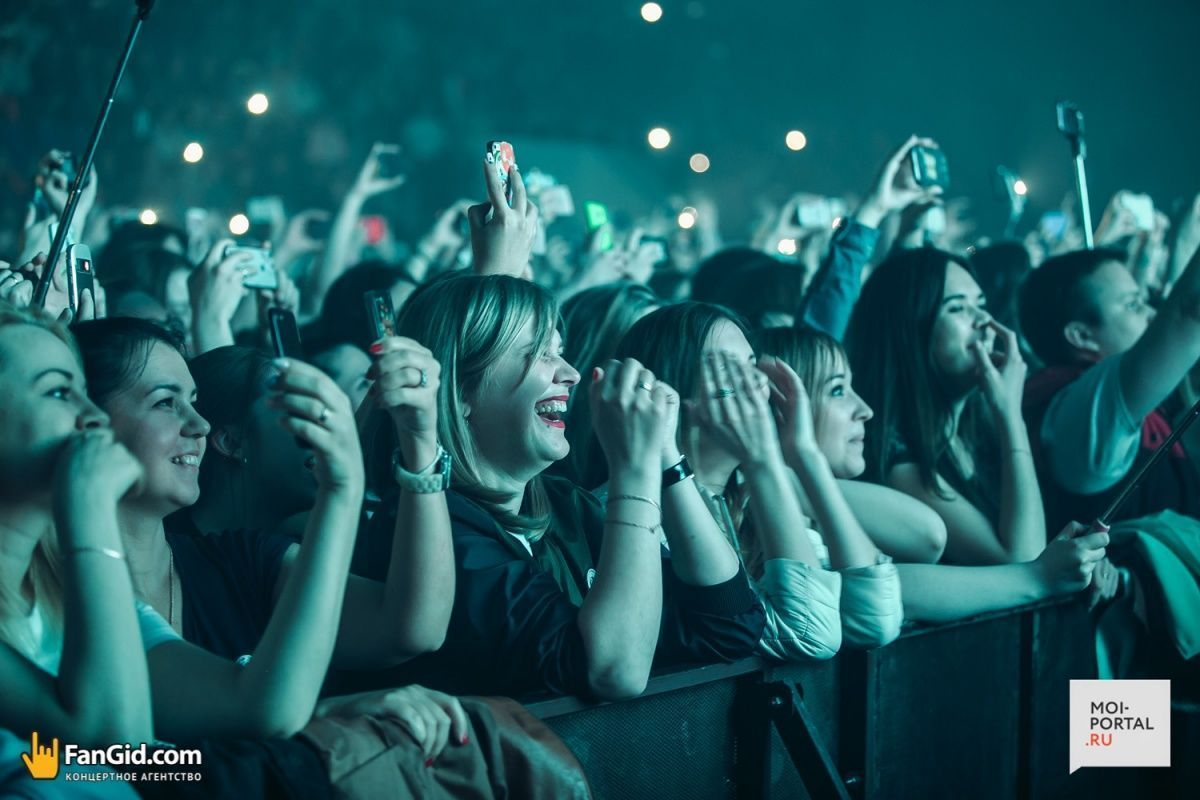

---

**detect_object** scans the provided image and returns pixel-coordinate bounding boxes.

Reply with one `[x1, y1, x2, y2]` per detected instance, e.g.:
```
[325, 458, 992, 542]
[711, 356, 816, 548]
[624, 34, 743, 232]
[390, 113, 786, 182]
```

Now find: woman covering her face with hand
[612, 304, 902, 660]
[759, 326, 1108, 622]
[352, 272, 764, 700]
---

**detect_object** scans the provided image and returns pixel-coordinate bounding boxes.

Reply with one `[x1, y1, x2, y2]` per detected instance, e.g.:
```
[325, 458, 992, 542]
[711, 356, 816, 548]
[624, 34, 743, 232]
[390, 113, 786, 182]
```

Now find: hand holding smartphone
[910, 146, 950, 190]
[268, 308, 304, 359]
[223, 244, 278, 290]
[485, 141, 516, 206]
[65, 243, 95, 316]
[364, 290, 397, 341]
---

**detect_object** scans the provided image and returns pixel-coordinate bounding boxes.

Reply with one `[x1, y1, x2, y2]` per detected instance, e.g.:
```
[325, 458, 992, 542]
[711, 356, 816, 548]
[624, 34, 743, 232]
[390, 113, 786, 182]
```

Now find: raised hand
[265, 360, 364, 493]
[757, 355, 819, 462]
[33, 149, 99, 224]
[691, 352, 783, 468]
[1033, 522, 1107, 595]
[590, 358, 674, 474]
[52, 429, 145, 523]
[0, 260, 34, 307]
[367, 337, 442, 468]
[468, 159, 539, 278]
[350, 143, 408, 202]
[857, 135, 943, 228]
[971, 320, 1026, 424]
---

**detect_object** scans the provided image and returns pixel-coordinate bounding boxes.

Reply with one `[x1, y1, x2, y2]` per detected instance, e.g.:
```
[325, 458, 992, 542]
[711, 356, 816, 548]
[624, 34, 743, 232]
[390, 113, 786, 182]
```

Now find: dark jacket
[345, 476, 765, 699]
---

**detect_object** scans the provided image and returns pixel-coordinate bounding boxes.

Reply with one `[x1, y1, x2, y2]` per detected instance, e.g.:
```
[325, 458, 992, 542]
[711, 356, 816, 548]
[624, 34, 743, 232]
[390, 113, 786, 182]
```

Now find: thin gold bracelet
[605, 519, 663, 535]
[68, 546, 125, 561]
[608, 494, 663, 513]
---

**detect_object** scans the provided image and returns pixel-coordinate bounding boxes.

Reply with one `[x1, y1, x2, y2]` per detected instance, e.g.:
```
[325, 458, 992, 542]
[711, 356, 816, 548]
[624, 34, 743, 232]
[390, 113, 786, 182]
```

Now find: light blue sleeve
[754, 559, 843, 661]
[839, 555, 904, 649]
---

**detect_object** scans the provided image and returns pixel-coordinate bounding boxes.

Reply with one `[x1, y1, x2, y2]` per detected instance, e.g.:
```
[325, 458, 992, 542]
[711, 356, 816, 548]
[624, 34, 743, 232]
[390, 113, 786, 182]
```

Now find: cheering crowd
[1, 128, 1199, 798]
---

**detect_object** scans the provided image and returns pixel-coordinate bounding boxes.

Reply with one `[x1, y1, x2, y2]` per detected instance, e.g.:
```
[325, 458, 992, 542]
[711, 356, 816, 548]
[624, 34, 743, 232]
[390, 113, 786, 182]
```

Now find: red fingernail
[424, 758, 434, 768]
[460, 735, 470, 745]
[369, 342, 384, 355]
[592, 368, 600, 380]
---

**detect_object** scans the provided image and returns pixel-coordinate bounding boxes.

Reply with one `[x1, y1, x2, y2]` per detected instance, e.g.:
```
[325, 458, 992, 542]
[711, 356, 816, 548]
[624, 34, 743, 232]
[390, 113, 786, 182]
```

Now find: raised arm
[467, 158, 538, 279]
[148, 360, 363, 740]
[1, 431, 151, 747]
[326, 337, 454, 667]
[578, 358, 670, 699]
[1119, 235, 1200, 421]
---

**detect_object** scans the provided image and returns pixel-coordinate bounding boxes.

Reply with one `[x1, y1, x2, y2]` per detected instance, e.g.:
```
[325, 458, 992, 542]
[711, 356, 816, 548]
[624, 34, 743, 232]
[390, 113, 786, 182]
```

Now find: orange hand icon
[21, 732, 60, 780]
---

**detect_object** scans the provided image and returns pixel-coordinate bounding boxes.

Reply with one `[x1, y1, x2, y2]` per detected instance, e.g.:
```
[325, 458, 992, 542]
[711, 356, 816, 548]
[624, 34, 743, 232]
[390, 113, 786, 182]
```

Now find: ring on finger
[712, 387, 735, 399]
[318, 405, 331, 426]
[419, 367, 428, 388]
[637, 380, 654, 393]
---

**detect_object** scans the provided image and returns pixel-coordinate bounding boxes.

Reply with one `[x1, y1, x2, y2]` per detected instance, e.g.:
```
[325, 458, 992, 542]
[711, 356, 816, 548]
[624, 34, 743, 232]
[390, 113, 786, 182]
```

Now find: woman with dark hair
[845, 248, 1047, 566]
[559, 281, 660, 488]
[355, 272, 763, 699]
[757, 326, 1107, 622]
[613, 303, 902, 658]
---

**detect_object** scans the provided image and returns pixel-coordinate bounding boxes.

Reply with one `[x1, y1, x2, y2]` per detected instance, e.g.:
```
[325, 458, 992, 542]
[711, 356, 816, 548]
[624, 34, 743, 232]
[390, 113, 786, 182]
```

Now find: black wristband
[662, 455, 694, 488]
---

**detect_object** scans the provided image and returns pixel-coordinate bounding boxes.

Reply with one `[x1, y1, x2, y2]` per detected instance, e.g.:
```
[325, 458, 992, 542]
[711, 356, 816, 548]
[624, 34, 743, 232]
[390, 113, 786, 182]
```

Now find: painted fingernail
[369, 342, 384, 355]
[592, 367, 600, 380]
[272, 357, 290, 370]
[424, 758, 434, 768]
[460, 735, 470, 745]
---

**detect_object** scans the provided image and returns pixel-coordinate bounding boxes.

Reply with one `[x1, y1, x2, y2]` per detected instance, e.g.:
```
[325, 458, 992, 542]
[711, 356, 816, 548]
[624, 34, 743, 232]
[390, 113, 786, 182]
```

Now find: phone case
[268, 309, 304, 359]
[485, 141, 516, 202]
[364, 290, 397, 341]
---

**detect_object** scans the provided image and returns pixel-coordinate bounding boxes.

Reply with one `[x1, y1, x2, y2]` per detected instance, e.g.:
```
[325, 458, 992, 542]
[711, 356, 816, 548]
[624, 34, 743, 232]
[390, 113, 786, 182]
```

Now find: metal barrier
[522, 596, 1183, 800]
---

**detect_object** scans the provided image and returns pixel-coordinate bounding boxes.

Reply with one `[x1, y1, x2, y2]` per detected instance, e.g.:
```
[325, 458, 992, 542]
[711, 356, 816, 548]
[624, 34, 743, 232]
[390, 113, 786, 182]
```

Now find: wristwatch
[391, 444, 452, 493]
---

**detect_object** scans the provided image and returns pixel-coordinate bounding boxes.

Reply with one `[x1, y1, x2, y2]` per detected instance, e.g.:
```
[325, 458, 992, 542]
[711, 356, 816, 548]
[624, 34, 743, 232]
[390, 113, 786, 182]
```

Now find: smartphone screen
[583, 202, 613, 252]
[363, 290, 397, 341]
[268, 308, 304, 359]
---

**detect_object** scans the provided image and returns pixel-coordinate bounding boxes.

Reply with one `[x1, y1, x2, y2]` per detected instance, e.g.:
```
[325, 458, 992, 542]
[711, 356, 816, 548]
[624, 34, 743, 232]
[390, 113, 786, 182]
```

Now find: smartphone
[794, 198, 847, 229]
[910, 146, 950, 190]
[246, 195, 285, 243]
[1056, 101, 1084, 138]
[363, 289, 397, 341]
[1038, 211, 1068, 243]
[485, 141, 516, 205]
[639, 235, 670, 267]
[360, 215, 388, 247]
[65, 243, 94, 315]
[539, 184, 576, 217]
[583, 201, 614, 251]
[268, 308, 304, 359]
[1120, 193, 1155, 232]
[223, 244, 278, 290]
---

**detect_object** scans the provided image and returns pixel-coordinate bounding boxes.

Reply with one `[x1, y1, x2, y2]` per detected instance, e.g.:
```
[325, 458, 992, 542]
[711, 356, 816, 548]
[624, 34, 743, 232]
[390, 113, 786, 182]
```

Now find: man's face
[1070, 260, 1156, 361]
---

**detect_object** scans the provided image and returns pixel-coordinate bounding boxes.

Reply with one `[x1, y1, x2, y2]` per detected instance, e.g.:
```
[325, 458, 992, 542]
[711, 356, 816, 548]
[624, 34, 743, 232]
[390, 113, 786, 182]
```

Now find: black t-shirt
[165, 519, 298, 661]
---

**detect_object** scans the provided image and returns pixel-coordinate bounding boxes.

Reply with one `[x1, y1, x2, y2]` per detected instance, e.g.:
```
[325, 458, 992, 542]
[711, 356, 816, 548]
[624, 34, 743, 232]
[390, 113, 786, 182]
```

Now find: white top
[11, 601, 181, 678]
[1040, 353, 1142, 495]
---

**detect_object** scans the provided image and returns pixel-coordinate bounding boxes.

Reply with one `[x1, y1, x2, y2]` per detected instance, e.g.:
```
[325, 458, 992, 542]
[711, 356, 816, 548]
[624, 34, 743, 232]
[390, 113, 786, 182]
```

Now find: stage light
[247, 93, 269, 115]
[785, 130, 808, 151]
[648, 127, 671, 150]
[689, 153, 710, 173]
[678, 207, 697, 229]
[183, 142, 204, 163]
[1013, 179, 1028, 196]
[777, 238, 797, 255]
[640, 2, 663, 23]
[229, 213, 250, 235]
[138, 209, 158, 225]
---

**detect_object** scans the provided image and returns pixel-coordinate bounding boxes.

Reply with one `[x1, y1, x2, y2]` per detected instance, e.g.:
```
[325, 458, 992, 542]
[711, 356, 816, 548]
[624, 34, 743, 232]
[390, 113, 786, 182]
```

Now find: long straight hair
[394, 273, 560, 540]
[845, 248, 997, 512]
[0, 304, 74, 653]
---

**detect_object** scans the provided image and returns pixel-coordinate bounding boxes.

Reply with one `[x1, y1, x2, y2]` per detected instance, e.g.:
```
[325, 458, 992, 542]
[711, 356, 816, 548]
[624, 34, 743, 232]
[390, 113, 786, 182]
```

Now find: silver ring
[418, 368, 428, 388]
[712, 388, 735, 399]
[637, 381, 654, 392]
[318, 405, 331, 426]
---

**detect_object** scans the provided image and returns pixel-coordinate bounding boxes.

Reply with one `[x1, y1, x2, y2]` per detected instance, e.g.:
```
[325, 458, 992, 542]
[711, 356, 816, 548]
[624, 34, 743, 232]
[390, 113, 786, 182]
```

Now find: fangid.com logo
[22, 732, 203, 783]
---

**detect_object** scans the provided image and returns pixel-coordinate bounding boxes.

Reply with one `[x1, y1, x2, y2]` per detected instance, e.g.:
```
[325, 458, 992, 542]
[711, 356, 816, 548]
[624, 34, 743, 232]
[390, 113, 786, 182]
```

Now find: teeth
[534, 400, 567, 416]
[171, 455, 200, 466]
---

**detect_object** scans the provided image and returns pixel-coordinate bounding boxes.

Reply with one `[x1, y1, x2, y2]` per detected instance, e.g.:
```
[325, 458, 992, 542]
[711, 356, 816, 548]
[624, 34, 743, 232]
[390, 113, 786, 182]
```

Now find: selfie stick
[33, 0, 155, 308]
[1059, 108, 1095, 250]
[1089, 396, 1200, 533]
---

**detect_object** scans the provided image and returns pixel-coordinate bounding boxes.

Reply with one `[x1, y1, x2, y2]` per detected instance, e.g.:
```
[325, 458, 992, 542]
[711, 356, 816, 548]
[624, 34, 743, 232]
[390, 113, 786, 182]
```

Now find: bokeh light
[229, 213, 250, 235]
[247, 93, 269, 114]
[785, 130, 808, 151]
[1013, 179, 1028, 196]
[183, 142, 204, 163]
[689, 153, 710, 173]
[777, 238, 797, 255]
[640, 3, 663, 23]
[648, 127, 671, 150]
[138, 208, 158, 225]
[678, 207, 697, 229]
